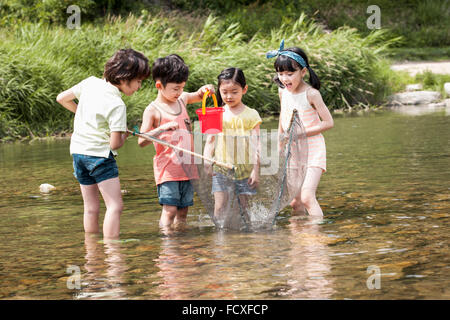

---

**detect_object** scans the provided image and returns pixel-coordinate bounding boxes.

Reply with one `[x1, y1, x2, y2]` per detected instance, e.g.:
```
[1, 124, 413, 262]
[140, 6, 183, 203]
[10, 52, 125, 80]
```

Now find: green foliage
[166, 0, 450, 48]
[0, 0, 97, 25]
[303, 0, 450, 48]
[415, 71, 450, 97]
[0, 12, 399, 140]
[1, 0, 448, 48]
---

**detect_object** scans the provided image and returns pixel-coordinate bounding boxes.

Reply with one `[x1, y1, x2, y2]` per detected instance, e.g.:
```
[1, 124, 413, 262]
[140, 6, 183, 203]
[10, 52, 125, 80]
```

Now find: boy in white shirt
[56, 48, 150, 240]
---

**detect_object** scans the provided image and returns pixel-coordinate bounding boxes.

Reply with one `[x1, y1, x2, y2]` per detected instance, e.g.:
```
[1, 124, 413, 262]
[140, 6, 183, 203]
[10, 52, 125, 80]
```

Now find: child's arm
[306, 88, 334, 136]
[203, 135, 216, 176]
[110, 131, 129, 150]
[183, 84, 216, 105]
[56, 89, 78, 113]
[138, 106, 178, 147]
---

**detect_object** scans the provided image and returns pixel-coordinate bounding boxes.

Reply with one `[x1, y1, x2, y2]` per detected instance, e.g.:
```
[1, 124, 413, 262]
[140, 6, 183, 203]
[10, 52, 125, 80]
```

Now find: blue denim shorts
[157, 180, 194, 209]
[72, 152, 119, 185]
[211, 172, 257, 195]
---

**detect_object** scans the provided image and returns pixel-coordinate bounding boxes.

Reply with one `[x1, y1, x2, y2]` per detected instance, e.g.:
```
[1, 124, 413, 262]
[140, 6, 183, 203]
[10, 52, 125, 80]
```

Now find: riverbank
[1, 104, 442, 144]
[391, 61, 450, 76]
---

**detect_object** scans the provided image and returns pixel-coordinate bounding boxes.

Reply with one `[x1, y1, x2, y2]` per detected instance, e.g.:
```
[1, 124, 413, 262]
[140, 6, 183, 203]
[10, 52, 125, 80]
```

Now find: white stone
[39, 183, 55, 193]
[388, 91, 441, 105]
[444, 82, 450, 95]
[405, 84, 423, 91]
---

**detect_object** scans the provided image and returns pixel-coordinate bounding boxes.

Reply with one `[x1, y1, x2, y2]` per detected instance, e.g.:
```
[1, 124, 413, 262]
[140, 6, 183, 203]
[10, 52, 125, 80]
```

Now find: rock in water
[39, 183, 55, 193]
[388, 91, 441, 105]
[444, 82, 450, 96]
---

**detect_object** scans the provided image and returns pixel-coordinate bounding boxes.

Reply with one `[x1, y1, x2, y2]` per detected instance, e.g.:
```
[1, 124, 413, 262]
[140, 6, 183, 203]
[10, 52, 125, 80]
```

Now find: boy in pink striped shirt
[138, 54, 214, 231]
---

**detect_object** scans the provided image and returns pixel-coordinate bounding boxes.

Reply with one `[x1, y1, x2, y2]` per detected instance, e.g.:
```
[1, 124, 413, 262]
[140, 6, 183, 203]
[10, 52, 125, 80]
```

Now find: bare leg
[288, 167, 307, 215]
[299, 167, 324, 217]
[213, 192, 229, 226]
[291, 197, 307, 215]
[98, 177, 123, 240]
[174, 207, 189, 226]
[160, 204, 178, 227]
[238, 194, 251, 226]
[80, 184, 100, 234]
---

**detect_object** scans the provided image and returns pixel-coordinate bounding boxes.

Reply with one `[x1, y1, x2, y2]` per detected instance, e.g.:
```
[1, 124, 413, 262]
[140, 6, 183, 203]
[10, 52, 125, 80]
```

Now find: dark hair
[103, 48, 150, 85]
[273, 47, 320, 90]
[151, 54, 189, 87]
[216, 67, 247, 106]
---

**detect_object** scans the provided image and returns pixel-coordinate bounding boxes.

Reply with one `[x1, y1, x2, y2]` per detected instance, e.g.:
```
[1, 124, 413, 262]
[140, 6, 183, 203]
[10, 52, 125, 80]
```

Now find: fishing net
[177, 110, 308, 231]
[133, 110, 307, 231]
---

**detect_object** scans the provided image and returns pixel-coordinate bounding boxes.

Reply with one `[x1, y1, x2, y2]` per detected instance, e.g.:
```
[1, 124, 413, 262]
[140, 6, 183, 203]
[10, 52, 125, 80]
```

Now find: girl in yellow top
[204, 67, 262, 224]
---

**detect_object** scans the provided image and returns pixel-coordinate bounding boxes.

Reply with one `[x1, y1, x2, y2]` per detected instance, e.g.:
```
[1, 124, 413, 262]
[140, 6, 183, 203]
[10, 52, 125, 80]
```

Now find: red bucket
[196, 91, 224, 134]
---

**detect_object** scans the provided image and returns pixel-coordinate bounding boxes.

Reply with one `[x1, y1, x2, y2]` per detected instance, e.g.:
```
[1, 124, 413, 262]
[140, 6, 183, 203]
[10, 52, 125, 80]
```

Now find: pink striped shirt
[280, 88, 326, 172]
[151, 98, 199, 185]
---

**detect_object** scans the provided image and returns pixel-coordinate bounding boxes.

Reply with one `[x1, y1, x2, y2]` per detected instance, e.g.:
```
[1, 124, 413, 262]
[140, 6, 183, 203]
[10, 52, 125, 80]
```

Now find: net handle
[128, 129, 235, 171]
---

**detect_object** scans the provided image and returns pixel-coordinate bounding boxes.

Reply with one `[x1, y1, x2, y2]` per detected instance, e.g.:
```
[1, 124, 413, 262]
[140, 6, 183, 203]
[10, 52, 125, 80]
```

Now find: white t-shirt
[70, 76, 127, 158]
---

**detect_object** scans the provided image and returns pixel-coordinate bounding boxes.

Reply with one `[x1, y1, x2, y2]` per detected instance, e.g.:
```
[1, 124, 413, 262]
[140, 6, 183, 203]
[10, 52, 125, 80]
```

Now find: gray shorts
[211, 172, 257, 195]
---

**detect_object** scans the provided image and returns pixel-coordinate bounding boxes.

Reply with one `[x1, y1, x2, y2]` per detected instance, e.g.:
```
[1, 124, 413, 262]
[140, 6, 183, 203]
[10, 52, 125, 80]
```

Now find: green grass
[414, 71, 450, 98]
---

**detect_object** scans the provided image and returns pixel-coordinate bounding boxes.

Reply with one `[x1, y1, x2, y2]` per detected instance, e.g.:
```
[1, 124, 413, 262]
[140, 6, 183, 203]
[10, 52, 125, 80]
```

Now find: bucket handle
[201, 90, 218, 115]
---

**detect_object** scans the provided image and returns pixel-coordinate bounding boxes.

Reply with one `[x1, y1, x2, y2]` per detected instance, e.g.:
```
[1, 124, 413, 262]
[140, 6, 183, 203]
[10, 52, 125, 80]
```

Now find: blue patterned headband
[266, 39, 308, 69]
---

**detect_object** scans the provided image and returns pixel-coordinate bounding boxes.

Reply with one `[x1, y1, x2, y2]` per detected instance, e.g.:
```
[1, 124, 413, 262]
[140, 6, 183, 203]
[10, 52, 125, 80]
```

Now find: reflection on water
[76, 234, 128, 299]
[0, 109, 448, 299]
[284, 216, 334, 299]
[389, 104, 450, 116]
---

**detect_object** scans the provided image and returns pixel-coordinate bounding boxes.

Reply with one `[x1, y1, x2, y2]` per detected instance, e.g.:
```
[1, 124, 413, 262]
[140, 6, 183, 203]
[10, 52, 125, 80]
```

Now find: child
[138, 54, 214, 230]
[267, 40, 334, 217]
[204, 67, 262, 226]
[56, 48, 150, 239]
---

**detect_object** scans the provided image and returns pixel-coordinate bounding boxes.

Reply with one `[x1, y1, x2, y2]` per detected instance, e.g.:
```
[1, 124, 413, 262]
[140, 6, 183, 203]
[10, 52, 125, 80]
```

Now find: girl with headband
[267, 40, 334, 217]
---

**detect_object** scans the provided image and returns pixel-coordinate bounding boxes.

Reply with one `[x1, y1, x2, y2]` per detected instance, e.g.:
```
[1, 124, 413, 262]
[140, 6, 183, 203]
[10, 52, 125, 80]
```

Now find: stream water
[0, 106, 448, 299]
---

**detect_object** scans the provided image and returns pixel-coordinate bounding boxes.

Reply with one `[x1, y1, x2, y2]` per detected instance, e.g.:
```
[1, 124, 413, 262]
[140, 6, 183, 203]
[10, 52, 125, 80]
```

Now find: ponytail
[307, 66, 321, 90]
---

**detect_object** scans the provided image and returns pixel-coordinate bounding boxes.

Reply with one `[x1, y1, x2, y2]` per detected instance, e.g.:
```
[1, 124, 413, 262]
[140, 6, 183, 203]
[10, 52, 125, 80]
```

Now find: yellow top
[214, 105, 262, 180]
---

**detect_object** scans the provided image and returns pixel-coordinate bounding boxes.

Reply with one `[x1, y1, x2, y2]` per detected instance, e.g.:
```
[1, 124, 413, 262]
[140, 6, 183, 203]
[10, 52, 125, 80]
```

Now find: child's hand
[248, 168, 259, 189]
[160, 121, 179, 131]
[198, 84, 216, 97]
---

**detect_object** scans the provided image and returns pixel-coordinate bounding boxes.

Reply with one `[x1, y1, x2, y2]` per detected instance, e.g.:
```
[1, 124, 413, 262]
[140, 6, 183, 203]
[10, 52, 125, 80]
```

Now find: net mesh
[175, 110, 308, 231]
